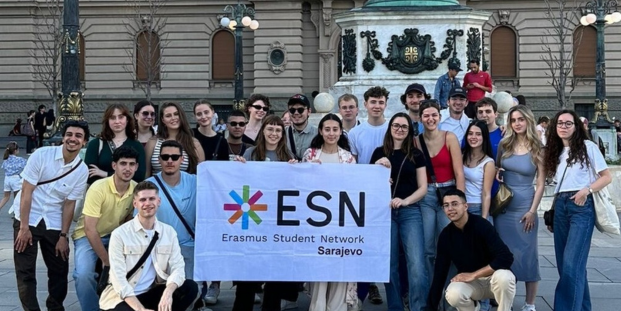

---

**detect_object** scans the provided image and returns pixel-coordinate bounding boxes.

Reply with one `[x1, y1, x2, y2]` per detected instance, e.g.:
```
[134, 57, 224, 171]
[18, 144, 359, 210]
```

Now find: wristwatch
[588, 187, 594, 194]
[59, 232, 68, 239]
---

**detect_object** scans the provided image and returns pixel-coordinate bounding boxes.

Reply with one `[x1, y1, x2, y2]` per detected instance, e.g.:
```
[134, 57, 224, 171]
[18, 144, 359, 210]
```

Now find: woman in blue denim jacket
[543, 110, 612, 311]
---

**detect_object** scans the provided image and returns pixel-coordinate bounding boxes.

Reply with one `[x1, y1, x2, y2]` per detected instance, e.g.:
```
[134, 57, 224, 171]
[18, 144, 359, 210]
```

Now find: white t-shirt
[464, 157, 494, 204]
[348, 120, 388, 165]
[555, 140, 608, 193]
[134, 229, 157, 295]
[536, 124, 547, 145]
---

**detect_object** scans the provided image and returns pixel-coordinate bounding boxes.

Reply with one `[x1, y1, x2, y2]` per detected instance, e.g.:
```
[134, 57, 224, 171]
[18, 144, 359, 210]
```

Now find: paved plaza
[0, 156, 620, 311]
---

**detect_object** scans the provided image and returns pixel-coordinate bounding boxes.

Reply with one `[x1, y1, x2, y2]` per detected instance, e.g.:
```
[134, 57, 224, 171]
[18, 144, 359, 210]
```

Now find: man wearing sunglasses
[285, 94, 318, 160]
[227, 110, 251, 161]
[146, 140, 209, 311]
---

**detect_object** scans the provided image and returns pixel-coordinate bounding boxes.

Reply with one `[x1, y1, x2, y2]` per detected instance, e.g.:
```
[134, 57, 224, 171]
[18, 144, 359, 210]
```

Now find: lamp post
[580, 0, 621, 126]
[220, 1, 259, 111]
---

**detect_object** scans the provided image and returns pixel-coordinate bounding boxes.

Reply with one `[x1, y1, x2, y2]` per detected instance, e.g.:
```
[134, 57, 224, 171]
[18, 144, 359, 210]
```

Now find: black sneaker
[368, 284, 383, 305]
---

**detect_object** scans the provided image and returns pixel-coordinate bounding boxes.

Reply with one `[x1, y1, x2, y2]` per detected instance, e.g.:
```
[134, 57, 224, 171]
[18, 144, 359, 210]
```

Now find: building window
[490, 26, 517, 78]
[79, 33, 85, 83]
[573, 26, 596, 78]
[575, 103, 594, 121]
[136, 31, 161, 82]
[212, 30, 235, 80]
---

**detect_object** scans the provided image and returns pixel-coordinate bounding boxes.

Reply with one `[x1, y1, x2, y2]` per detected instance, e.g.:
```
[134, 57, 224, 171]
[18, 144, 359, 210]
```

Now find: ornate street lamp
[580, 0, 621, 126]
[220, 1, 259, 111]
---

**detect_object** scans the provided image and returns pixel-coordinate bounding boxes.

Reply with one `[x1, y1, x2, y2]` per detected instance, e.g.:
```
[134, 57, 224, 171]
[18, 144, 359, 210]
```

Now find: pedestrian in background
[0, 141, 27, 214]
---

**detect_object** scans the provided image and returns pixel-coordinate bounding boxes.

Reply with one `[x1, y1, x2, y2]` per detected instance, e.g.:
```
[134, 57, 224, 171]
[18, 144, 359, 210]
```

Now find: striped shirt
[150, 139, 189, 174]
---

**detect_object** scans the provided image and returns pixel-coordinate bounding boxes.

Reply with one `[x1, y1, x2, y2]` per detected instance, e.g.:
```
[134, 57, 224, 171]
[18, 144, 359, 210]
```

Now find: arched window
[490, 26, 517, 78]
[79, 33, 85, 83]
[212, 30, 235, 80]
[136, 31, 161, 82]
[573, 26, 596, 78]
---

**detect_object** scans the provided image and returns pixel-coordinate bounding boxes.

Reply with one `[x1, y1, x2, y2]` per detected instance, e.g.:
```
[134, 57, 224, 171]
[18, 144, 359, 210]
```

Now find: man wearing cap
[434, 64, 462, 109]
[463, 59, 493, 119]
[439, 87, 471, 146]
[285, 94, 318, 161]
[402, 83, 427, 136]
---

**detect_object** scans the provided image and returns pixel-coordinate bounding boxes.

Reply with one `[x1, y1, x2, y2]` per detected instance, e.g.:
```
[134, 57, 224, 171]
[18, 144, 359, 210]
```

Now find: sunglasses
[251, 105, 270, 112]
[160, 154, 182, 161]
[289, 107, 306, 114]
[141, 111, 155, 117]
[229, 121, 247, 127]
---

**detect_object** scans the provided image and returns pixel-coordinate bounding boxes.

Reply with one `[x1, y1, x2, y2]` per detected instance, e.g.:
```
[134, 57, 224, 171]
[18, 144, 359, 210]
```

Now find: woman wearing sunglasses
[133, 100, 156, 147]
[371, 112, 428, 311]
[243, 94, 271, 145]
[193, 99, 230, 161]
[145, 102, 205, 176]
[85, 104, 146, 184]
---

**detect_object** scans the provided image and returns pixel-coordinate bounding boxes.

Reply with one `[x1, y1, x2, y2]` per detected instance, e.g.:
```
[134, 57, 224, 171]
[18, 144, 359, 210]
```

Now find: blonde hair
[499, 105, 542, 165]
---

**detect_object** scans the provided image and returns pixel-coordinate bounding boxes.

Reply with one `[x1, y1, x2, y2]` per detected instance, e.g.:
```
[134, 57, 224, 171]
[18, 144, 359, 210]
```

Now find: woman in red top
[415, 100, 465, 285]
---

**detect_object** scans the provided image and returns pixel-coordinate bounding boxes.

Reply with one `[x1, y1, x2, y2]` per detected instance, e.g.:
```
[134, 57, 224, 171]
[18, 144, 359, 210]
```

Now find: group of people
[9, 105, 56, 154]
[0, 66, 612, 311]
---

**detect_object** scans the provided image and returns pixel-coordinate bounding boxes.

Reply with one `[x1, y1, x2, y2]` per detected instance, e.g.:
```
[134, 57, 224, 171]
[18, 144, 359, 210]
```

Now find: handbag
[96, 265, 110, 296]
[544, 165, 569, 228]
[591, 167, 620, 235]
[491, 152, 513, 216]
[417, 134, 456, 202]
[153, 175, 195, 239]
[21, 121, 35, 137]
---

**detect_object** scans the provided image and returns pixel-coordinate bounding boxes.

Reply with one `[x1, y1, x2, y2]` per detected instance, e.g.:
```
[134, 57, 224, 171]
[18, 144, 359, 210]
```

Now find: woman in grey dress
[495, 105, 546, 311]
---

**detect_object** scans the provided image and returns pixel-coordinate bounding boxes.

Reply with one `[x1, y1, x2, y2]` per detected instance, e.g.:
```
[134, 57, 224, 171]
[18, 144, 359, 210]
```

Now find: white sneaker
[280, 299, 298, 310]
[521, 303, 536, 311]
[254, 293, 261, 304]
[204, 283, 220, 305]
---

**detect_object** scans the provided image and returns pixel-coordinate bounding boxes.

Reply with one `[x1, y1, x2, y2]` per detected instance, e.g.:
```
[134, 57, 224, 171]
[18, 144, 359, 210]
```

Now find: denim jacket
[434, 73, 461, 109]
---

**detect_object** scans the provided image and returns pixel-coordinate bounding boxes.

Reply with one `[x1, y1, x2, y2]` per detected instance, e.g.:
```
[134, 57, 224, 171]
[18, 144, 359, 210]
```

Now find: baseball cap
[449, 87, 467, 98]
[448, 63, 463, 72]
[405, 83, 426, 95]
[287, 94, 311, 107]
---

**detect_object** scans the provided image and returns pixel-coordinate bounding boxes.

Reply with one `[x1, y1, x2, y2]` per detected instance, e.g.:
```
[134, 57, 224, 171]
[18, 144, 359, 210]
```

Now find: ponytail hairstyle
[4, 141, 18, 160]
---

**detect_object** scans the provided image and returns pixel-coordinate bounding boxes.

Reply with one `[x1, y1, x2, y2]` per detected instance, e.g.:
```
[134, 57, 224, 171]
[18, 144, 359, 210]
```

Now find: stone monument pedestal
[331, 5, 490, 117]
[594, 128, 619, 161]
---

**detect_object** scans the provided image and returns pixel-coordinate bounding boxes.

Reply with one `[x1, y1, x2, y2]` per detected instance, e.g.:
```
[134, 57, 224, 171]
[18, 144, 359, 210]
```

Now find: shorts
[4, 175, 22, 192]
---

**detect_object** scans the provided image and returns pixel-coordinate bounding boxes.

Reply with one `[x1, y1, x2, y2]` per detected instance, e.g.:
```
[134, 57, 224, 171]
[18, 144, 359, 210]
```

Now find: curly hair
[157, 102, 199, 174]
[498, 105, 542, 165]
[543, 110, 591, 178]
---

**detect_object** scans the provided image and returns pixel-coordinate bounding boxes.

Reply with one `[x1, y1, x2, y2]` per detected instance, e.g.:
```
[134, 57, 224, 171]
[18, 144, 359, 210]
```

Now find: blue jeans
[384, 204, 428, 311]
[553, 192, 595, 311]
[420, 185, 451, 280]
[73, 236, 110, 311]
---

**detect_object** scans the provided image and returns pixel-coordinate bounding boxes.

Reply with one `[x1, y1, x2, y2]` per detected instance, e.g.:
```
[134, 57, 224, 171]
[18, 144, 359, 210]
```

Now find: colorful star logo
[224, 185, 267, 230]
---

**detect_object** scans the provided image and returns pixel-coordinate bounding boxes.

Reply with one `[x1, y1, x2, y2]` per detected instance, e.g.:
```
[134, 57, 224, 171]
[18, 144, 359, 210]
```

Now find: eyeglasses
[391, 123, 409, 131]
[141, 111, 155, 118]
[229, 121, 246, 127]
[289, 107, 306, 114]
[556, 121, 575, 128]
[442, 202, 465, 209]
[160, 154, 182, 161]
[251, 105, 270, 112]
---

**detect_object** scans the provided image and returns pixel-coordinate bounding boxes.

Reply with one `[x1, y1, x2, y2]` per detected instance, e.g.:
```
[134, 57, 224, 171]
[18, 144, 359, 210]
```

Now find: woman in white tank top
[462, 121, 496, 219]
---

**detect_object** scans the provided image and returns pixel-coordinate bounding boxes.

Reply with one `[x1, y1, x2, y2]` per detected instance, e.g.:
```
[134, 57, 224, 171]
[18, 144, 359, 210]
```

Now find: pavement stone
[0, 155, 619, 311]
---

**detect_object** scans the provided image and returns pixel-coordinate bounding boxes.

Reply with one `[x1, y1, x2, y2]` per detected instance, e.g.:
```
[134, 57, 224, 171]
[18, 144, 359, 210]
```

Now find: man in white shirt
[13, 120, 90, 311]
[99, 181, 199, 311]
[337, 93, 360, 133]
[348, 86, 390, 164]
[439, 87, 471, 145]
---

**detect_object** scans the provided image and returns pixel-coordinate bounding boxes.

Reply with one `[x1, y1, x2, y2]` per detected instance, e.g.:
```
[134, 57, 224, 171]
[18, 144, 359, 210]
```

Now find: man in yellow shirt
[72, 146, 140, 311]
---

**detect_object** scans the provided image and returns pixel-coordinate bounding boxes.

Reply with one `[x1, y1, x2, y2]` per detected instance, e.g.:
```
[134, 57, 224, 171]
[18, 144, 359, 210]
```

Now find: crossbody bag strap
[288, 126, 301, 161]
[212, 135, 223, 160]
[153, 175, 195, 239]
[126, 231, 159, 279]
[556, 164, 569, 193]
[418, 136, 437, 184]
[37, 159, 83, 186]
[392, 157, 407, 198]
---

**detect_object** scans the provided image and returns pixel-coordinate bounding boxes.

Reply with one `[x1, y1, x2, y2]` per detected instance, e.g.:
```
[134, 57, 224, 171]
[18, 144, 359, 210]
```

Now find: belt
[432, 179, 456, 188]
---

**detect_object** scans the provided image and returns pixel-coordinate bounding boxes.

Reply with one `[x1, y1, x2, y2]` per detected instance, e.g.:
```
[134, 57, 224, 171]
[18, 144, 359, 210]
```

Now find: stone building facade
[0, 0, 620, 134]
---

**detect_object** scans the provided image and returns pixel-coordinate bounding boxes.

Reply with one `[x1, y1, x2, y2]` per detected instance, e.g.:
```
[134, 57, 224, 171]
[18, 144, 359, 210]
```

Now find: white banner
[194, 161, 391, 282]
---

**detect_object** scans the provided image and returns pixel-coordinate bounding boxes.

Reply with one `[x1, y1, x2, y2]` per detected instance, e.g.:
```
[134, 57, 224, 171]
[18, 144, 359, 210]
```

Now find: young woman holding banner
[370, 112, 428, 311]
[302, 113, 355, 311]
[233, 115, 298, 311]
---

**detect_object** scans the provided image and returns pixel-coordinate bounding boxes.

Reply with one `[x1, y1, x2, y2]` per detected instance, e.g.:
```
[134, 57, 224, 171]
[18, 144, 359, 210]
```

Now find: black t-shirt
[193, 129, 229, 160]
[370, 147, 426, 200]
[34, 112, 46, 129]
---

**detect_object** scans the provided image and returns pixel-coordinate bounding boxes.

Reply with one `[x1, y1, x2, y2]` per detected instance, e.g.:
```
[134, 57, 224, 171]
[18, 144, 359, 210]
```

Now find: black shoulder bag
[153, 175, 195, 239]
[418, 135, 456, 202]
[97, 231, 159, 296]
[544, 164, 569, 229]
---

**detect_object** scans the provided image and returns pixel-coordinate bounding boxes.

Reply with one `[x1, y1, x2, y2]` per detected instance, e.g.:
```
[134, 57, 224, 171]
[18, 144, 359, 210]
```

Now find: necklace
[228, 142, 245, 156]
